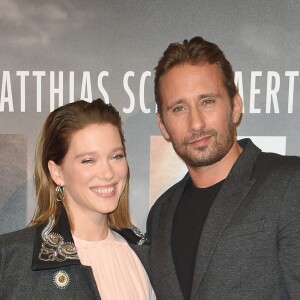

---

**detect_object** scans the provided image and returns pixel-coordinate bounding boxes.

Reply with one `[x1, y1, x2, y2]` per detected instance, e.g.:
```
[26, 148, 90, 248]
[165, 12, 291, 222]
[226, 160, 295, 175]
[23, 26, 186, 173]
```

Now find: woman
[0, 99, 155, 299]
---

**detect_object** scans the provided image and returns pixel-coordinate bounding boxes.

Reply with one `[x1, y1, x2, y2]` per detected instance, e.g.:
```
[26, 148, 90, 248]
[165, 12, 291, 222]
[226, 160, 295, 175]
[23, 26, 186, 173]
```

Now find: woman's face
[50, 123, 128, 223]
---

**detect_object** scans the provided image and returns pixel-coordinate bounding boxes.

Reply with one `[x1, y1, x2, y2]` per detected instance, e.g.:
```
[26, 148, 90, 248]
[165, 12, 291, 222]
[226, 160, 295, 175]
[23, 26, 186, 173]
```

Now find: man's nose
[189, 107, 205, 132]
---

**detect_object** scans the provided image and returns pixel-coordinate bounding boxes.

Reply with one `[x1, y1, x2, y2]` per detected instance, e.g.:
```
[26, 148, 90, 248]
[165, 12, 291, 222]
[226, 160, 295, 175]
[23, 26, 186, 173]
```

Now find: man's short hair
[154, 36, 238, 112]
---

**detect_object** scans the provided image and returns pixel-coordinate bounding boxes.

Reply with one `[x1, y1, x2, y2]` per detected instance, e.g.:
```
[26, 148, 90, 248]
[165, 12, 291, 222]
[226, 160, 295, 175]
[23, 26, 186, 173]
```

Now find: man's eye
[112, 154, 125, 160]
[82, 159, 94, 164]
[172, 106, 185, 113]
[202, 99, 215, 105]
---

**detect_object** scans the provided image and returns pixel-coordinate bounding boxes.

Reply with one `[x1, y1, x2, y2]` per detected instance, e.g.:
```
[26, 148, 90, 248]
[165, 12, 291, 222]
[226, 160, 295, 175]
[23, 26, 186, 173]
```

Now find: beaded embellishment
[131, 225, 149, 245]
[39, 214, 79, 262]
[53, 270, 71, 289]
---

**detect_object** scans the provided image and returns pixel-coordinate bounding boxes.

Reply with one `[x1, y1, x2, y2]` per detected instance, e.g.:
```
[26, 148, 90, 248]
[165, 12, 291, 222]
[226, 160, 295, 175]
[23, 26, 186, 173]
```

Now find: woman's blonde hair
[30, 98, 132, 230]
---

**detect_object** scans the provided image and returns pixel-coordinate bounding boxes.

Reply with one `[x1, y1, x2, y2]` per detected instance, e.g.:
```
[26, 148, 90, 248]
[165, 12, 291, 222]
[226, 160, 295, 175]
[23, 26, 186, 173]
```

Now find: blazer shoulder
[0, 226, 36, 249]
[114, 226, 149, 245]
[147, 174, 189, 239]
[0, 227, 36, 276]
[150, 173, 189, 213]
[254, 152, 300, 175]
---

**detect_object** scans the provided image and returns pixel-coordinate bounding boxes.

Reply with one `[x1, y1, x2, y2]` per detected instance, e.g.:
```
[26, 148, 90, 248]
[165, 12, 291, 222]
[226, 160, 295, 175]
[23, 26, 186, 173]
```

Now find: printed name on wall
[0, 70, 299, 114]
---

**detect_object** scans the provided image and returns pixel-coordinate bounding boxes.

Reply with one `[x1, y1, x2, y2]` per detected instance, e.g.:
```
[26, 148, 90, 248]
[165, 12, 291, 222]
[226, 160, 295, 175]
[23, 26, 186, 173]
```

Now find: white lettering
[123, 71, 135, 114]
[69, 71, 75, 103]
[32, 71, 46, 112]
[16, 71, 29, 112]
[97, 71, 109, 104]
[0, 71, 14, 112]
[50, 71, 63, 111]
[139, 71, 151, 113]
[249, 71, 262, 114]
[81, 71, 92, 102]
[285, 71, 299, 114]
[266, 71, 280, 113]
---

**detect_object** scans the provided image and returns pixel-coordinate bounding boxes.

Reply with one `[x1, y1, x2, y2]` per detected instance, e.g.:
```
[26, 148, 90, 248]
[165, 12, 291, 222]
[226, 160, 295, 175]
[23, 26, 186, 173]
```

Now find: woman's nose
[98, 161, 114, 181]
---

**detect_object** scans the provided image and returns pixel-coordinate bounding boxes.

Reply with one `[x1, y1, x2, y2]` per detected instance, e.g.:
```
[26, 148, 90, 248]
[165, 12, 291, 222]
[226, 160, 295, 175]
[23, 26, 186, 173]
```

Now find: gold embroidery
[38, 214, 79, 262]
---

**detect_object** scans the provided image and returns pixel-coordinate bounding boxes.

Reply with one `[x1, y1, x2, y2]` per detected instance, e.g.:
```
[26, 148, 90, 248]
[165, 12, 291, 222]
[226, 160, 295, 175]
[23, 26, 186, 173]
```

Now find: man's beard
[172, 121, 235, 168]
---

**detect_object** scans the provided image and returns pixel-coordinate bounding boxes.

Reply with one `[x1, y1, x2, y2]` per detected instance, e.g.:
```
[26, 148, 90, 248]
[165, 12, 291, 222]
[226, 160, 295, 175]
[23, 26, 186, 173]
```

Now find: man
[147, 36, 300, 299]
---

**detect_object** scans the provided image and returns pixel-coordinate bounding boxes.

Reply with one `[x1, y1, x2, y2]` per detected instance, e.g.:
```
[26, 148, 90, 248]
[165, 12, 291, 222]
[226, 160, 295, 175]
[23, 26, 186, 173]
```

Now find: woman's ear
[48, 160, 64, 186]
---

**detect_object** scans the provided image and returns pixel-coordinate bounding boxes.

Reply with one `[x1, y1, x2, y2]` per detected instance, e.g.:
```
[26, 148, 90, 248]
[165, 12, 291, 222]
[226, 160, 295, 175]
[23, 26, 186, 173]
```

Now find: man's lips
[188, 135, 211, 146]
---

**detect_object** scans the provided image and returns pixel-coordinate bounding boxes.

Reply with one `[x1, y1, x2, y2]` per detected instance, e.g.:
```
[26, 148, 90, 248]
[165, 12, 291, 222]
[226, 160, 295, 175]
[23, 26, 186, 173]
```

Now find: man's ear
[157, 113, 170, 141]
[48, 160, 64, 186]
[232, 93, 243, 125]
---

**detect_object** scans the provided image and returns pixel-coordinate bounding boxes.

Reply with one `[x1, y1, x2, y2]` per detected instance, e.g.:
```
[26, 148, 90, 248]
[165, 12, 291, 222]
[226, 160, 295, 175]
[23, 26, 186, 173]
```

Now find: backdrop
[1, 0, 300, 233]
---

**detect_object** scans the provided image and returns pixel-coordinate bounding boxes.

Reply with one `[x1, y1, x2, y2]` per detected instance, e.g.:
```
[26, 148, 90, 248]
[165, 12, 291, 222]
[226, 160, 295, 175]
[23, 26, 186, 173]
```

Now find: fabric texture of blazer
[147, 138, 300, 300]
[0, 207, 150, 299]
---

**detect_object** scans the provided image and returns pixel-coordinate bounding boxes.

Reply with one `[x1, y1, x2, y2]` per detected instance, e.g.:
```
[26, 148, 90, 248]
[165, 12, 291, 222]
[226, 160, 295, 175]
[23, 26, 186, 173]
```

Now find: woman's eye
[82, 159, 94, 164]
[112, 154, 125, 160]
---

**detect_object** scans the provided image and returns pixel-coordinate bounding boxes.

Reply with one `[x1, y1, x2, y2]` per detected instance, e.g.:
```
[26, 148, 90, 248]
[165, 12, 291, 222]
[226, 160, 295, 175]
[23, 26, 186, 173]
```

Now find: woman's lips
[90, 184, 116, 197]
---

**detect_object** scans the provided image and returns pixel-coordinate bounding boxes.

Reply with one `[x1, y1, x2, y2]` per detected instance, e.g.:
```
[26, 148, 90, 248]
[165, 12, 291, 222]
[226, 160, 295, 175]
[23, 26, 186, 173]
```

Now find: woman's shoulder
[0, 226, 36, 248]
[113, 226, 149, 246]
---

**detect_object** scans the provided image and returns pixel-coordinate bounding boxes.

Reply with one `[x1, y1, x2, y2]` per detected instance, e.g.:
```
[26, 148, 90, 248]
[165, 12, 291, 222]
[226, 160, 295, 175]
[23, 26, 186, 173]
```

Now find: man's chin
[182, 151, 225, 168]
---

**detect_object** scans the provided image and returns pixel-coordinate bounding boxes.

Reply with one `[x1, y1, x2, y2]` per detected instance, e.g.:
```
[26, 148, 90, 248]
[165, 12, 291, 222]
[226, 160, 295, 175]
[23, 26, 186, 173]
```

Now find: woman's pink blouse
[73, 229, 156, 300]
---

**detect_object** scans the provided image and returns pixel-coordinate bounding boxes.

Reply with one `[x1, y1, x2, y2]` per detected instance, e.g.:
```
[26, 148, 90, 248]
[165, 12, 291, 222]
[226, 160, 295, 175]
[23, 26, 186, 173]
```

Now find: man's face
[157, 63, 242, 169]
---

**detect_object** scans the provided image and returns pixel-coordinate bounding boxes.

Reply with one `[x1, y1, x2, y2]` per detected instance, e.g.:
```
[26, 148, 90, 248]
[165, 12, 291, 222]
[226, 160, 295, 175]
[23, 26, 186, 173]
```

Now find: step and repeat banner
[1, 0, 300, 233]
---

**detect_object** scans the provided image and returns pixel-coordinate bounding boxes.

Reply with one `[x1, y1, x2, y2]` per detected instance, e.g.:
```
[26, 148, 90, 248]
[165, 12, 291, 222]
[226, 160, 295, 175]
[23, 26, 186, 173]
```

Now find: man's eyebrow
[166, 99, 186, 110]
[198, 93, 221, 99]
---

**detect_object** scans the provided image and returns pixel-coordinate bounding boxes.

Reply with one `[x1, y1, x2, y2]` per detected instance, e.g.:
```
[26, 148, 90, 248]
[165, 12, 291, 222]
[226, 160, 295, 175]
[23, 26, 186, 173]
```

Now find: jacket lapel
[152, 174, 190, 299]
[190, 139, 261, 298]
[32, 207, 80, 271]
[190, 178, 255, 298]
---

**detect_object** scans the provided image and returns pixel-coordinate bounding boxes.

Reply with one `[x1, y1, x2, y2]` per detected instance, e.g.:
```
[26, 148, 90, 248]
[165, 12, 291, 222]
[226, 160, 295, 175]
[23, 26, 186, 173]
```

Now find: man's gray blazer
[147, 139, 300, 299]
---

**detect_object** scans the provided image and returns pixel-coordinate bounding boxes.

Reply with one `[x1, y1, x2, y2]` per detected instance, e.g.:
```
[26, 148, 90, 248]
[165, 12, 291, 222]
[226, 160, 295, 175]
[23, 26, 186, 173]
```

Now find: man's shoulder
[238, 138, 300, 175]
[151, 174, 189, 211]
[147, 174, 189, 235]
[255, 151, 300, 172]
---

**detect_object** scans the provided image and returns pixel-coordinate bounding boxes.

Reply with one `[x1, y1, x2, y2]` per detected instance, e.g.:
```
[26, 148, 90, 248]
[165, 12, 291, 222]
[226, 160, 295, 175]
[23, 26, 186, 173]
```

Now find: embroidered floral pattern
[39, 214, 79, 262]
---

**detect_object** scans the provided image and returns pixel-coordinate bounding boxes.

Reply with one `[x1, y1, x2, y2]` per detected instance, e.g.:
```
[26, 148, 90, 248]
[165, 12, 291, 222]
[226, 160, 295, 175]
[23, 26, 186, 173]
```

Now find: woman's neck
[66, 205, 109, 241]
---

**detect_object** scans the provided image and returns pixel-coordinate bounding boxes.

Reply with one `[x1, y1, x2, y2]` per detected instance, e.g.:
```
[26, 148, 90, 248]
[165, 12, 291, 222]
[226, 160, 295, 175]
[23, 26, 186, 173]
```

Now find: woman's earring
[55, 185, 65, 202]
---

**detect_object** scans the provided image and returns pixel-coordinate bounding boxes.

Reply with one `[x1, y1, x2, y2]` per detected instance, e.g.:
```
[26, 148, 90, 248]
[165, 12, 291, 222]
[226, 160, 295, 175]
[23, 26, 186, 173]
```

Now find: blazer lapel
[152, 175, 190, 299]
[190, 139, 261, 298]
[190, 178, 255, 298]
[32, 207, 80, 271]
